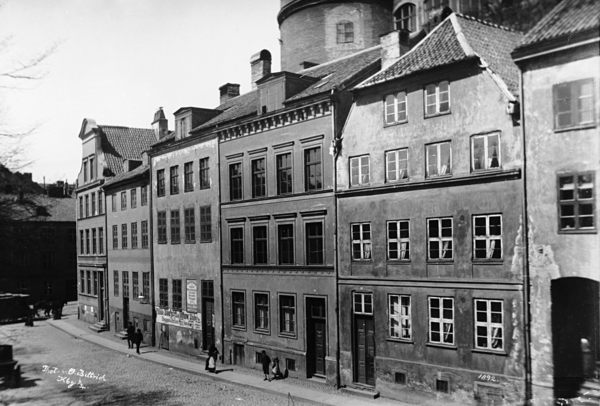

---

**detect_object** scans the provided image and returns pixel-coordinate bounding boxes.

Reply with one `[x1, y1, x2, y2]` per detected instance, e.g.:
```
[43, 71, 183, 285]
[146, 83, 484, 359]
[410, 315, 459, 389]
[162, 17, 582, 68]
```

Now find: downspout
[331, 88, 341, 389]
[149, 156, 157, 348]
[103, 184, 109, 331]
[519, 67, 533, 405]
[216, 134, 225, 363]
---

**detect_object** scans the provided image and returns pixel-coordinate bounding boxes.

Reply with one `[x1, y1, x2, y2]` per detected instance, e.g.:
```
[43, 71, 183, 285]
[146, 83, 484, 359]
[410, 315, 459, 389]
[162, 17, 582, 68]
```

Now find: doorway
[98, 272, 105, 322]
[160, 324, 169, 350]
[202, 299, 215, 350]
[233, 343, 245, 365]
[306, 297, 327, 377]
[354, 315, 375, 386]
[123, 297, 129, 327]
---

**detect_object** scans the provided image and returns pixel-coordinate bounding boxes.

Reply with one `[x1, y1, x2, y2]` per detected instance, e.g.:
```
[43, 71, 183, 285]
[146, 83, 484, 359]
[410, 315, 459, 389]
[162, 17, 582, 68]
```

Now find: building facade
[512, 0, 600, 403]
[103, 162, 153, 344]
[336, 14, 526, 404]
[149, 108, 222, 357]
[76, 118, 156, 327]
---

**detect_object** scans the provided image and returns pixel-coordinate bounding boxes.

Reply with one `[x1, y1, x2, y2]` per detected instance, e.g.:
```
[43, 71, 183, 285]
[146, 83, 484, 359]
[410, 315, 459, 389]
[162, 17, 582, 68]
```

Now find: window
[306, 222, 324, 265]
[121, 224, 128, 249]
[202, 280, 214, 299]
[80, 271, 85, 293]
[114, 270, 119, 296]
[169, 166, 179, 195]
[395, 372, 406, 385]
[159, 278, 168, 307]
[141, 221, 148, 248]
[142, 272, 150, 299]
[131, 222, 138, 249]
[79, 197, 83, 219]
[92, 229, 97, 254]
[436, 380, 449, 393]
[395, 3, 416, 31]
[276, 153, 293, 195]
[305, 147, 322, 191]
[386, 149, 408, 182]
[425, 81, 450, 116]
[232, 291, 246, 328]
[388, 220, 410, 260]
[475, 299, 504, 351]
[121, 191, 127, 211]
[184, 162, 194, 192]
[554, 78, 595, 130]
[350, 156, 370, 186]
[85, 195, 89, 217]
[170, 209, 180, 244]
[83, 161, 88, 183]
[231, 228, 244, 264]
[112, 225, 118, 249]
[389, 295, 412, 340]
[352, 223, 372, 260]
[278, 224, 294, 265]
[558, 172, 595, 231]
[473, 215, 502, 260]
[280, 295, 296, 335]
[98, 191, 103, 214]
[89, 157, 94, 180]
[85, 230, 90, 254]
[132, 272, 139, 300]
[429, 297, 454, 345]
[157, 169, 165, 197]
[200, 206, 212, 242]
[426, 142, 452, 177]
[255, 293, 269, 331]
[199, 158, 210, 189]
[141, 185, 148, 206]
[354, 292, 373, 315]
[184, 208, 195, 243]
[98, 227, 104, 254]
[472, 133, 500, 171]
[157, 211, 167, 243]
[337, 21, 354, 43]
[122, 271, 129, 298]
[111, 194, 117, 212]
[252, 158, 266, 198]
[253, 226, 268, 264]
[172, 279, 182, 310]
[91, 193, 96, 215]
[229, 163, 242, 200]
[385, 92, 407, 125]
[86, 270, 91, 294]
[428, 218, 453, 260]
[130, 188, 137, 208]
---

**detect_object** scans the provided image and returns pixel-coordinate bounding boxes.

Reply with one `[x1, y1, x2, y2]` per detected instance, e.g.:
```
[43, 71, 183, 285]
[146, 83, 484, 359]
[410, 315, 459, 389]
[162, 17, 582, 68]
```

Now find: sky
[0, 0, 282, 184]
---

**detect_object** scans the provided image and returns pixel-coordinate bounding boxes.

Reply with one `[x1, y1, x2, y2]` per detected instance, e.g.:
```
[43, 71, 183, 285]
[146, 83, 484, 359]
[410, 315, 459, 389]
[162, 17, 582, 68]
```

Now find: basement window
[395, 372, 406, 384]
[436, 379, 449, 393]
[286, 358, 296, 371]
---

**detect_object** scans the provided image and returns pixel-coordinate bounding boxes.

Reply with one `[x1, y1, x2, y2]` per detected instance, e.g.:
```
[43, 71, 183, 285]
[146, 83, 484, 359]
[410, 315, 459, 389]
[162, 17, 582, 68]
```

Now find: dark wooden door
[202, 299, 215, 350]
[355, 315, 375, 386]
[233, 344, 244, 365]
[123, 297, 129, 327]
[314, 320, 326, 375]
[306, 298, 326, 377]
[98, 272, 105, 322]
[160, 324, 169, 350]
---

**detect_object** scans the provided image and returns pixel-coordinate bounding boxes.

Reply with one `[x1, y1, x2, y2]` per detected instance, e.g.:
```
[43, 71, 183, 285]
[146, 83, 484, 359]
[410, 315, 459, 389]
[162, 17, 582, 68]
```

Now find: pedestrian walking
[261, 350, 271, 381]
[126, 322, 135, 349]
[133, 329, 143, 354]
[205, 345, 219, 373]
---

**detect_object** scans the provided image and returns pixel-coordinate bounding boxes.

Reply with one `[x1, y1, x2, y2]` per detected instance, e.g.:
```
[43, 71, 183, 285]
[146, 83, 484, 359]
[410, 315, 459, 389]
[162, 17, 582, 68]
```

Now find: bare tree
[481, 0, 562, 32]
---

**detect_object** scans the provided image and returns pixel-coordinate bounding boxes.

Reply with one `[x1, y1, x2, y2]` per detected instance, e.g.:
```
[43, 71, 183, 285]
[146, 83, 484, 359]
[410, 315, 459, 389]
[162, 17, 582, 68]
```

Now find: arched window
[395, 3, 416, 32]
[337, 21, 354, 43]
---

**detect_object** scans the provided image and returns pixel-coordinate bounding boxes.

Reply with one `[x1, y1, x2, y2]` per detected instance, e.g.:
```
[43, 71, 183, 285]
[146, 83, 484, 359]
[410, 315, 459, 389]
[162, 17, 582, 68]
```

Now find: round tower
[278, 0, 394, 72]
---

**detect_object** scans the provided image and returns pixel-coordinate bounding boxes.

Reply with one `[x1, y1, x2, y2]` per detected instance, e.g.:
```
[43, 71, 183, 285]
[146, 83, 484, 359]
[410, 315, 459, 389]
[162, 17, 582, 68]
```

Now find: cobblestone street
[0, 315, 312, 405]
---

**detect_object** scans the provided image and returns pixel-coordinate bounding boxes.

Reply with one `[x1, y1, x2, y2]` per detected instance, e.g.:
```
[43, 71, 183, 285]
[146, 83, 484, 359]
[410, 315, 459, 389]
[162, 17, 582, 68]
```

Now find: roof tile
[99, 126, 156, 176]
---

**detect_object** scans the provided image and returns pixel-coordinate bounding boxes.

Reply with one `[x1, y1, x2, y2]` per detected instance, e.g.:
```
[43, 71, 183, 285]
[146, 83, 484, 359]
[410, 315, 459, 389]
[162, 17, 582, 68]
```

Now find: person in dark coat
[133, 329, 143, 354]
[126, 322, 135, 349]
[261, 350, 271, 381]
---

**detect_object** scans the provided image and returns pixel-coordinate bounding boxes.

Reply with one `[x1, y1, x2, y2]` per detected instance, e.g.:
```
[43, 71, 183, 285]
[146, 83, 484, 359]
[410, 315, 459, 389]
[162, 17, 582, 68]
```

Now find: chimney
[250, 50, 272, 89]
[152, 107, 169, 140]
[219, 83, 241, 105]
[380, 31, 410, 70]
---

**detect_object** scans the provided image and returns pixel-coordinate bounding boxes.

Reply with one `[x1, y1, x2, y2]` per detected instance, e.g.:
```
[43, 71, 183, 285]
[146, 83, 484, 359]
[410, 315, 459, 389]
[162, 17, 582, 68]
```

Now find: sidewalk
[47, 318, 404, 406]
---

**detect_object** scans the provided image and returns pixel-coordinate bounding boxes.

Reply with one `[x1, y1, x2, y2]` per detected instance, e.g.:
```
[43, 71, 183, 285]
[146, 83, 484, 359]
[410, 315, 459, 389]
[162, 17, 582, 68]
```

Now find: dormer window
[178, 117, 189, 138]
[259, 81, 284, 114]
[337, 21, 354, 43]
[395, 3, 416, 32]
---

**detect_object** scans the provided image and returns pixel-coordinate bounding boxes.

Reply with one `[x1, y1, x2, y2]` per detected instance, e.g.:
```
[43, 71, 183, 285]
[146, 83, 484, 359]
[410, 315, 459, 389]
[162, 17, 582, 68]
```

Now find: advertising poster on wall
[186, 279, 198, 313]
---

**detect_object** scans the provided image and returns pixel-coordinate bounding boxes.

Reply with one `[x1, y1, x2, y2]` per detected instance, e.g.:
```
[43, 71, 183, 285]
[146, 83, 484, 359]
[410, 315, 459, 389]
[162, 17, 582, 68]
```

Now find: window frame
[254, 292, 270, 333]
[473, 214, 503, 260]
[384, 91, 408, 125]
[170, 209, 181, 244]
[122, 271, 129, 298]
[424, 80, 450, 117]
[170, 166, 179, 195]
[427, 217, 453, 261]
[279, 294, 297, 337]
[389, 294, 412, 341]
[232, 290, 246, 329]
[304, 146, 323, 192]
[251, 157, 266, 198]
[278, 223, 295, 265]
[387, 220, 410, 261]
[199, 158, 210, 189]
[230, 227, 244, 264]
[351, 223, 372, 261]
[229, 162, 243, 201]
[305, 221, 324, 265]
[426, 141, 452, 178]
[121, 191, 127, 211]
[336, 21, 354, 43]
[471, 133, 501, 172]
[474, 299, 504, 352]
[353, 292, 373, 315]
[277, 152, 293, 195]
[132, 272, 139, 300]
[141, 221, 149, 248]
[98, 227, 104, 254]
[113, 270, 119, 297]
[350, 155, 370, 186]
[112, 225, 118, 249]
[428, 296, 455, 346]
[200, 205, 212, 242]
[157, 169, 166, 197]
[111, 194, 117, 212]
[553, 78, 596, 131]
[184, 207, 196, 243]
[184, 161, 194, 192]
[172, 279, 182, 310]
[141, 185, 148, 206]
[157, 211, 167, 244]
[130, 188, 137, 208]
[557, 171, 596, 233]
[386, 148, 409, 182]
[252, 225, 268, 265]
[395, 3, 416, 32]
[121, 223, 128, 249]
[159, 278, 168, 308]
[131, 222, 138, 249]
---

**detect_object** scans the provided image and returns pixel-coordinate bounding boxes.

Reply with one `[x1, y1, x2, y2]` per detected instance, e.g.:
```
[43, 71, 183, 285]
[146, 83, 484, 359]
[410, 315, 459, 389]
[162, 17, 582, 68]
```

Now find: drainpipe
[216, 134, 225, 363]
[331, 89, 341, 389]
[519, 67, 533, 405]
[149, 157, 157, 347]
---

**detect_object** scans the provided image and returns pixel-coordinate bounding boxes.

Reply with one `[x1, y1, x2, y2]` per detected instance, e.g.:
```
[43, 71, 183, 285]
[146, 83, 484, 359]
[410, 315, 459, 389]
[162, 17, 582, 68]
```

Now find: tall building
[512, 0, 600, 403]
[76, 118, 156, 328]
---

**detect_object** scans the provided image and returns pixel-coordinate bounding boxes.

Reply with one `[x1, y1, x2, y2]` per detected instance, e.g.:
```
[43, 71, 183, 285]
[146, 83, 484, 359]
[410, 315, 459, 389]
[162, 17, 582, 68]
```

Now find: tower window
[395, 4, 417, 32]
[337, 21, 354, 43]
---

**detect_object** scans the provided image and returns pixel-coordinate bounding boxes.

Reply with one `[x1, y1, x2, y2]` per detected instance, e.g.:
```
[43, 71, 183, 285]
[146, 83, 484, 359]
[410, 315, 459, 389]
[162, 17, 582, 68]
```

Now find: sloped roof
[516, 0, 599, 49]
[103, 164, 149, 189]
[358, 13, 522, 96]
[1, 194, 75, 222]
[98, 126, 156, 176]
[193, 91, 259, 132]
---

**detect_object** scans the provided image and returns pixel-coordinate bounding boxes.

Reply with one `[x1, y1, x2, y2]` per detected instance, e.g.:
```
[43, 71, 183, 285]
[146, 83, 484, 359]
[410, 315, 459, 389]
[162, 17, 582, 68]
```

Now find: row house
[149, 107, 222, 357]
[76, 118, 156, 328]
[103, 159, 153, 345]
[512, 0, 600, 403]
[336, 13, 526, 404]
